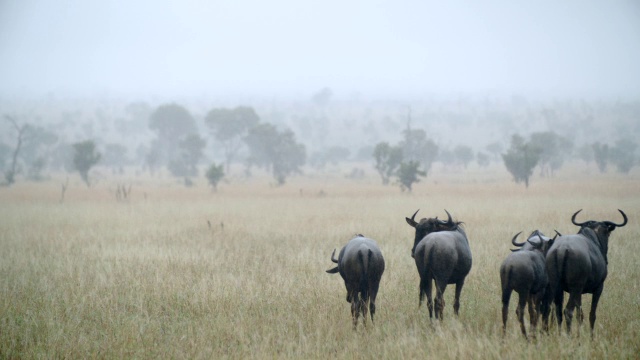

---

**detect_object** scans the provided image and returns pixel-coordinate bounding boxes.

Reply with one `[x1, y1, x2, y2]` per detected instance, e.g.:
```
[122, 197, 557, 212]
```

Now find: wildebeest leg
[434, 280, 447, 321]
[502, 287, 512, 335]
[453, 279, 465, 316]
[540, 291, 552, 333]
[516, 293, 528, 339]
[421, 277, 434, 319]
[563, 292, 581, 335]
[575, 296, 583, 337]
[554, 290, 564, 331]
[576, 296, 584, 325]
[369, 282, 380, 324]
[589, 285, 604, 338]
[419, 277, 426, 307]
[361, 293, 369, 327]
[528, 295, 538, 339]
[351, 291, 360, 329]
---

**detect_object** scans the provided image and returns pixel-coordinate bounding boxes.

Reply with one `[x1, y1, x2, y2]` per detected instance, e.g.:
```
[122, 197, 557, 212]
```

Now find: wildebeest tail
[357, 249, 372, 300]
[558, 248, 569, 289]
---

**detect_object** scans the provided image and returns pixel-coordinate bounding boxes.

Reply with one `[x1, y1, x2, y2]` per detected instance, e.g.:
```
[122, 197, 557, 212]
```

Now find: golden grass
[1, 167, 639, 359]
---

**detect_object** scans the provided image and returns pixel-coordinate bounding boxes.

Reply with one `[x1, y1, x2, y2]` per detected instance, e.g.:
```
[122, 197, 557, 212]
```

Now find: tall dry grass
[1, 167, 639, 358]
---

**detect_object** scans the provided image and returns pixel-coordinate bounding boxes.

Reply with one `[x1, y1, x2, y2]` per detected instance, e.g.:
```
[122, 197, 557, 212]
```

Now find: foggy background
[1, 1, 639, 185]
[2, 0, 639, 100]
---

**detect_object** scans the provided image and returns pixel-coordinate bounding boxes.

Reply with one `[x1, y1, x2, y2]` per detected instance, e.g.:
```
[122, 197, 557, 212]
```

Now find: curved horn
[411, 209, 420, 222]
[571, 209, 588, 227]
[527, 233, 543, 249]
[606, 209, 628, 228]
[441, 209, 453, 226]
[406, 209, 420, 228]
[511, 231, 525, 247]
[330, 248, 338, 263]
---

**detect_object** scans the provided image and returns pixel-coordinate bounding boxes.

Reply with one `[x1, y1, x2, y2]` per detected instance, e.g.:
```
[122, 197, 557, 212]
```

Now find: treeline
[1, 103, 307, 188]
[372, 125, 639, 190]
[1, 96, 639, 189]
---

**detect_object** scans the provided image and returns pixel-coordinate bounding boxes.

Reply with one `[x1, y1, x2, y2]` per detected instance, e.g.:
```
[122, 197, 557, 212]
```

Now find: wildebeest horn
[330, 248, 338, 263]
[439, 209, 453, 226]
[511, 231, 525, 247]
[571, 209, 588, 227]
[604, 209, 628, 228]
[528, 233, 543, 249]
[554, 229, 562, 237]
[406, 209, 420, 228]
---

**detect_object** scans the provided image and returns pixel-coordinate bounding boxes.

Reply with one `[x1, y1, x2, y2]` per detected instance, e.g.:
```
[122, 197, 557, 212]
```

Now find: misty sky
[1, 0, 639, 100]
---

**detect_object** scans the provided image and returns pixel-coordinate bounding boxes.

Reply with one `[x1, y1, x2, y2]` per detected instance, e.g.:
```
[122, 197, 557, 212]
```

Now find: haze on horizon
[1, 0, 639, 101]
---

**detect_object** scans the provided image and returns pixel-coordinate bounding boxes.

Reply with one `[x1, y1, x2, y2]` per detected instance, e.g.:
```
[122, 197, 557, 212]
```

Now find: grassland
[1, 165, 639, 359]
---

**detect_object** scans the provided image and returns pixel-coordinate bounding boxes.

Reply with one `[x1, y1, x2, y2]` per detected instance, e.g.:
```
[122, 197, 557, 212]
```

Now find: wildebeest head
[405, 209, 462, 257]
[510, 230, 556, 254]
[571, 209, 627, 261]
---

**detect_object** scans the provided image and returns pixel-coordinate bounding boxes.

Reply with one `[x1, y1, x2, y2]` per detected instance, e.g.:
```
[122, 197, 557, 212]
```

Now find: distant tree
[400, 127, 438, 173]
[244, 123, 279, 169]
[149, 103, 197, 165]
[453, 145, 474, 168]
[592, 142, 609, 173]
[610, 138, 637, 174]
[373, 142, 403, 185]
[20, 125, 58, 171]
[530, 131, 573, 176]
[396, 160, 426, 192]
[180, 134, 206, 176]
[3, 116, 32, 185]
[205, 163, 225, 191]
[477, 151, 490, 167]
[502, 134, 542, 188]
[486, 142, 503, 161]
[73, 140, 101, 187]
[0, 143, 11, 171]
[244, 123, 306, 185]
[167, 134, 206, 178]
[204, 106, 260, 171]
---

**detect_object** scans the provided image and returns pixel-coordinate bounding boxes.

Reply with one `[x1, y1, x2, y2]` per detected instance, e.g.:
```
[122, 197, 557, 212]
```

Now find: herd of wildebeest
[326, 209, 628, 339]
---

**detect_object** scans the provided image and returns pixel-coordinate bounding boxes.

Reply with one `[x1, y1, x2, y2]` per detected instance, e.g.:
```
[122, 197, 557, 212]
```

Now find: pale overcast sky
[1, 0, 639, 100]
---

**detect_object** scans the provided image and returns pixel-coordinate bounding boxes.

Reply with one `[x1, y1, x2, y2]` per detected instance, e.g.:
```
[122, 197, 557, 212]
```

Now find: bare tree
[3, 116, 32, 185]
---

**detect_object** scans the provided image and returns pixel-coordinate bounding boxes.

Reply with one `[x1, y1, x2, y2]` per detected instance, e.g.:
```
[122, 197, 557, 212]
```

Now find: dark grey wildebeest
[405, 209, 472, 320]
[500, 230, 555, 339]
[542, 209, 628, 336]
[326, 234, 385, 328]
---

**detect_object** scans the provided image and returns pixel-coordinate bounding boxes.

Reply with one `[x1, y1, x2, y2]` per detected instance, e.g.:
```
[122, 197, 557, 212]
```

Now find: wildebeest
[405, 209, 472, 320]
[326, 234, 385, 328]
[500, 230, 555, 339]
[542, 209, 628, 336]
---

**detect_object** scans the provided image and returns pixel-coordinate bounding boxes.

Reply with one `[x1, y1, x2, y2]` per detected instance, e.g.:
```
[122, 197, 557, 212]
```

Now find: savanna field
[1, 164, 639, 359]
